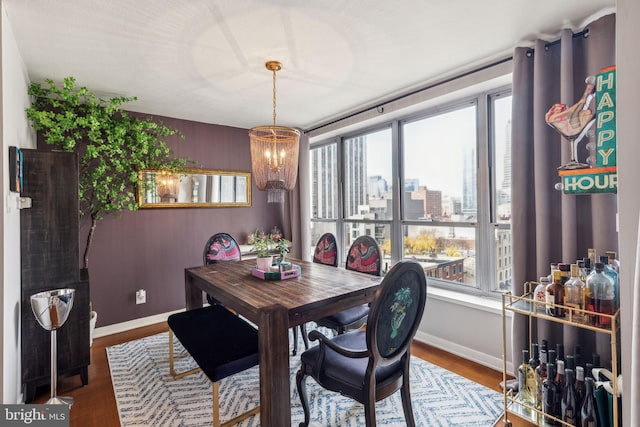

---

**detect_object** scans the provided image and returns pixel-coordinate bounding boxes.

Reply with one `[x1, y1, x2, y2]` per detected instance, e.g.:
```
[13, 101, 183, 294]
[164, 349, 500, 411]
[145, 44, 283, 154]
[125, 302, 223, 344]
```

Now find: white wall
[615, 0, 639, 425]
[415, 288, 514, 374]
[1, 3, 35, 404]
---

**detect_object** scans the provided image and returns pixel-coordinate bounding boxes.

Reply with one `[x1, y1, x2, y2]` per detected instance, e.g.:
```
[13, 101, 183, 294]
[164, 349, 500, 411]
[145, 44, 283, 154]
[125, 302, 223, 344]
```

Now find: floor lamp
[30, 288, 76, 406]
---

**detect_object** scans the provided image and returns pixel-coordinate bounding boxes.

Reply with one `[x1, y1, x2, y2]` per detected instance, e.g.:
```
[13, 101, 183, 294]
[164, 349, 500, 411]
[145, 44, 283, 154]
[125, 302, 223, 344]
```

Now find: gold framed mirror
[138, 169, 251, 208]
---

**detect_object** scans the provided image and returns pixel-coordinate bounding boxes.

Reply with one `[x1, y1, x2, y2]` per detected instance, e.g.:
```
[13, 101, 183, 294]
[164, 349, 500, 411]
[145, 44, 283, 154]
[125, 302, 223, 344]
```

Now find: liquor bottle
[582, 257, 592, 276]
[587, 248, 597, 268]
[543, 363, 559, 425]
[547, 262, 559, 284]
[590, 263, 615, 327]
[606, 251, 620, 273]
[562, 368, 579, 426]
[534, 277, 549, 313]
[577, 259, 587, 282]
[575, 366, 586, 414]
[558, 263, 571, 285]
[585, 263, 610, 325]
[580, 377, 599, 427]
[546, 270, 565, 317]
[565, 263, 586, 322]
[600, 254, 619, 310]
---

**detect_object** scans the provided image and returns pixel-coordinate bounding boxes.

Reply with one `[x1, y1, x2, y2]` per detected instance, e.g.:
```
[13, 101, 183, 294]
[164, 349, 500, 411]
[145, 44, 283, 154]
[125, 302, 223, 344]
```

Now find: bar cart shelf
[500, 282, 620, 427]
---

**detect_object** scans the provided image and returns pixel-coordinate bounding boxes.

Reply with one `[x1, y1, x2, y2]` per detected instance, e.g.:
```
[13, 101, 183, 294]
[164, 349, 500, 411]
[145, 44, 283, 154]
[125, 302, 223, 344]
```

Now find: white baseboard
[414, 330, 514, 374]
[93, 309, 514, 375]
[92, 309, 184, 339]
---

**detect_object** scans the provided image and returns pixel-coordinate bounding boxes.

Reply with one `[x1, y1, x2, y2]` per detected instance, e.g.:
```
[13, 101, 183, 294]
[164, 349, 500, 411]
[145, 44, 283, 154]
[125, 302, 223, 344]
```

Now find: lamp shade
[249, 125, 300, 203]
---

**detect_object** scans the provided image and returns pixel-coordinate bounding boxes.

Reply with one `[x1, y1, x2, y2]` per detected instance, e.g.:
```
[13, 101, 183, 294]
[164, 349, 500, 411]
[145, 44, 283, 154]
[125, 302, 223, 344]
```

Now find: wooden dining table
[184, 258, 383, 426]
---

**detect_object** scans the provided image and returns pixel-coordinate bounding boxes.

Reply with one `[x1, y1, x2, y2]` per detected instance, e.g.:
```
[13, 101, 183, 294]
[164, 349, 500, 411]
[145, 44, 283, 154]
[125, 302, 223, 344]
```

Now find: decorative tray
[251, 263, 301, 281]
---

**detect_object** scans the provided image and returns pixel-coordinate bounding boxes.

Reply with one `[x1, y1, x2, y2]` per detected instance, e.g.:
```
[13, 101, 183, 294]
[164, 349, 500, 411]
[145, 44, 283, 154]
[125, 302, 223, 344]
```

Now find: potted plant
[273, 235, 290, 264]
[26, 77, 188, 269]
[26, 77, 188, 344]
[251, 230, 275, 271]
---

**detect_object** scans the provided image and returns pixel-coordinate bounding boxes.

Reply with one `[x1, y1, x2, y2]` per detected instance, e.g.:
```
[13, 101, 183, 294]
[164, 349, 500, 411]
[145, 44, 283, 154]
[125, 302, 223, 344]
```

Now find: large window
[310, 88, 512, 296]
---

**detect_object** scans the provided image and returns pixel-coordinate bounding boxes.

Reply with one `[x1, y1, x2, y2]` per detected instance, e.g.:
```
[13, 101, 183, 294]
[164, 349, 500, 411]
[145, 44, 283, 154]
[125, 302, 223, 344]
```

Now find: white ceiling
[4, 0, 615, 132]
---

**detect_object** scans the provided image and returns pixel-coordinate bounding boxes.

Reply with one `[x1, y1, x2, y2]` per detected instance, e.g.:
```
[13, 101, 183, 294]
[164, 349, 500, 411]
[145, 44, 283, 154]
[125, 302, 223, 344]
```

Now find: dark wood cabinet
[19, 149, 90, 403]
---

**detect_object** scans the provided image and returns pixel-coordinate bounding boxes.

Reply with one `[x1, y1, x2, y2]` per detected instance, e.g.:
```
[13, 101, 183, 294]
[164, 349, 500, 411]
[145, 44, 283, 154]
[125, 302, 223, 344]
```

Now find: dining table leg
[184, 270, 203, 310]
[258, 304, 291, 426]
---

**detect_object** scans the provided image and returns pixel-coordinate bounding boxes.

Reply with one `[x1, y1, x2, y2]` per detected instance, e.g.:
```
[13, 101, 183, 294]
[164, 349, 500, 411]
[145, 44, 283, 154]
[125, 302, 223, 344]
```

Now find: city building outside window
[309, 87, 512, 297]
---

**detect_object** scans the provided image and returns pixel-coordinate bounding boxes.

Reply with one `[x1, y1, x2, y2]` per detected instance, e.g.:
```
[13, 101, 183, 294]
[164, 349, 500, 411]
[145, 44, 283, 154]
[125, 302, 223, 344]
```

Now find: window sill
[426, 286, 512, 317]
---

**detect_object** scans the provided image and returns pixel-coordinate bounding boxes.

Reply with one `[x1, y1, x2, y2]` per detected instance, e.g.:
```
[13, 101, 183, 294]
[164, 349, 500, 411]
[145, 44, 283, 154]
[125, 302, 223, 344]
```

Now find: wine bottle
[565, 354, 575, 371]
[556, 343, 565, 362]
[575, 366, 586, 415]
[574, 344, 583, 368]
[526, 345, 539, 407]
[555, 360, 566, 401]
[580, 377, 599, 427]
[536, 345, 548, 409]
[543, 363, 559, 425]
[517, 349, 533, 405]
[561, 368, 579, 426]
[518, 350, 529, 401]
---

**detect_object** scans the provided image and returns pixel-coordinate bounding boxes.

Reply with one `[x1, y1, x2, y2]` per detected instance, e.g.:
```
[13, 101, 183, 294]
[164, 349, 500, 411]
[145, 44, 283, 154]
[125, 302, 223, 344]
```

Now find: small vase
[256, 256, 273, 272]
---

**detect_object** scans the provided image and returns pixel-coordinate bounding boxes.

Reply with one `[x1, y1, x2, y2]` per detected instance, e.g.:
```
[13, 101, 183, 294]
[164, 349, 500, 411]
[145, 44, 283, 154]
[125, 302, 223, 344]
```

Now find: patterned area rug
[107, 331, 503, 426]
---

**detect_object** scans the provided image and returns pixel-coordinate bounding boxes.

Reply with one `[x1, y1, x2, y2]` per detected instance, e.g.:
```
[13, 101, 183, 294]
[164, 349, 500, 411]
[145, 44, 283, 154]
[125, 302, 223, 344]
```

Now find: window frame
[309, 85, 512, 299]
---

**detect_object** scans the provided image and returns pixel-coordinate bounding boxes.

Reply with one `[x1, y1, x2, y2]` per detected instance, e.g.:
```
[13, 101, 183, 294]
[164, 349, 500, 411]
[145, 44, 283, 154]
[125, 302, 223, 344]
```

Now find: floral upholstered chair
[203, 233, 241, 264]
[202, 233, 241, 307]
[312, 232, 338, 267]
[314, 235, 381, 335]
[346, 235, 381, 275]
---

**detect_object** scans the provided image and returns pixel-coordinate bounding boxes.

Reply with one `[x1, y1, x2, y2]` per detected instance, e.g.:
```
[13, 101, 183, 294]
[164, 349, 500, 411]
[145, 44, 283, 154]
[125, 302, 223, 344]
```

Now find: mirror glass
[138, 169, 251, 208]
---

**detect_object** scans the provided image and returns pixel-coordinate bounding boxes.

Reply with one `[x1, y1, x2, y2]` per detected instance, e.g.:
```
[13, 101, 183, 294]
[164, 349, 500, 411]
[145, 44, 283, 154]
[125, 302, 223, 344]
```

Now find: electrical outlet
[136, 289, 146, 304]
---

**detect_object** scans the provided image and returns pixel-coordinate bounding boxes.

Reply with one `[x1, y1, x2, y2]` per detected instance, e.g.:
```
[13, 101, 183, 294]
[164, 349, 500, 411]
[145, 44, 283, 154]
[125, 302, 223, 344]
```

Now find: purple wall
[80, 116, 284, 327]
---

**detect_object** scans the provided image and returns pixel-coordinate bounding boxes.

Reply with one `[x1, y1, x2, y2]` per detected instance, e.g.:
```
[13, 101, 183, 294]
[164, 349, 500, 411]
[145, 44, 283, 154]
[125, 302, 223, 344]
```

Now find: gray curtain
[284, 132, 310, 260]
[511, 14, 617, 369]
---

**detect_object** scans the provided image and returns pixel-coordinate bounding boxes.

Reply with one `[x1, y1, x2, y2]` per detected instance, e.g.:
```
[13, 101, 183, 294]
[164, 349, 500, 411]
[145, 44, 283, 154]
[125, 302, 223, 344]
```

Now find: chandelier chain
[272, 67, 277, 127]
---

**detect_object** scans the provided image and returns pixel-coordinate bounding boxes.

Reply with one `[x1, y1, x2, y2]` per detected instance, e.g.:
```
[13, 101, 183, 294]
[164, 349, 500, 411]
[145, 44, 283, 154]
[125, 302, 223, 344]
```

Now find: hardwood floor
[33, 322, 534, 427]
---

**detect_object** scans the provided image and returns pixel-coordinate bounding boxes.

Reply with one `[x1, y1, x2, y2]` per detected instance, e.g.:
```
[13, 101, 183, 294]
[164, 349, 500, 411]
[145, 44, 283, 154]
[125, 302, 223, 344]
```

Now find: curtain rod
[304, 56, 513, 134]
[526, 28, 590, 56]
[305, 27, 589, 135]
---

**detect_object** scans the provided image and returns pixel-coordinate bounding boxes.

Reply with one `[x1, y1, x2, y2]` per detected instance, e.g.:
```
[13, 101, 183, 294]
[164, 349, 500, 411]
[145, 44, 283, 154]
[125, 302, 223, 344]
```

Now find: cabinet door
[20, 149, 79, 289]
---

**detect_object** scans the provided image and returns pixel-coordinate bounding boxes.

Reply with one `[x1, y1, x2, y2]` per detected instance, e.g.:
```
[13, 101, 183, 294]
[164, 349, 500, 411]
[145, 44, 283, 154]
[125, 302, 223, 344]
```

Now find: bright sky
[365, 97, 512, 198]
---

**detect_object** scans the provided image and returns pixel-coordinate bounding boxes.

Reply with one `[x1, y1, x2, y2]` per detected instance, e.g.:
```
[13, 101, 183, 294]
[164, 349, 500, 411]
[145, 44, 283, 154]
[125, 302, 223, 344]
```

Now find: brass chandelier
[249, 61, 300, 203]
